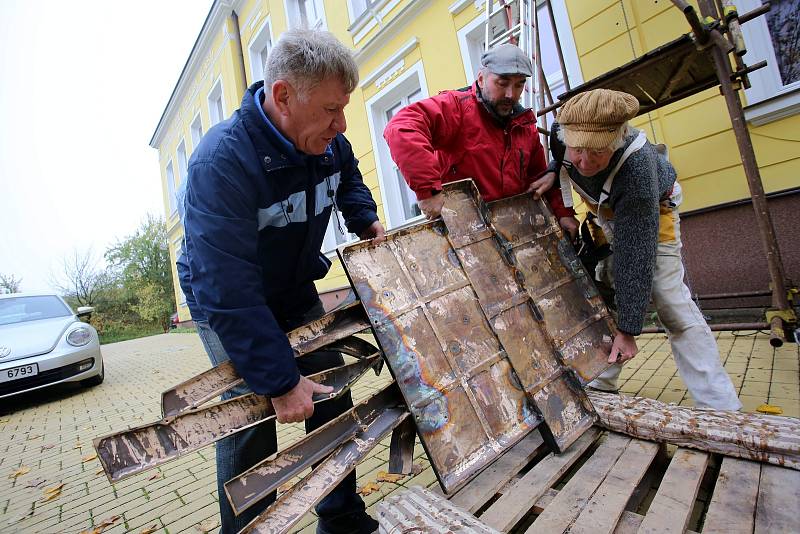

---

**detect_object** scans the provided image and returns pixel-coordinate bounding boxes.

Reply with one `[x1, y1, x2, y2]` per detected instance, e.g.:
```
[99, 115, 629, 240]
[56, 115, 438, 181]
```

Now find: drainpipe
[230, 10, 249, 90]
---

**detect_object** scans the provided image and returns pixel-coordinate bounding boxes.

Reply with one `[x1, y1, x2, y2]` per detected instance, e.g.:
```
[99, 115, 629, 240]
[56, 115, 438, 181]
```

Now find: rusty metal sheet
[161, 303, 372, 417]
[224, 383, 404, 516]
[241, 408, 410, 533]
[339, 180, 610, 493]
[339, 221, 540, 494]
[483, 183, 616, 383]
[95, 356, 380, 482]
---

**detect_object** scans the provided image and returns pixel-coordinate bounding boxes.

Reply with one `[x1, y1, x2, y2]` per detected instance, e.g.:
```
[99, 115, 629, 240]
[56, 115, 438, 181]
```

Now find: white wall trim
[360, 37, 419, 88]
[283, 0, 328, 30]
[352, 0, 429, 66]
[365, 60, 429, 229]
[744, 88, 800, 126]
[207, 75, 226, 126]
[449, 0, 481, 15]
[247, 15, 273, 85]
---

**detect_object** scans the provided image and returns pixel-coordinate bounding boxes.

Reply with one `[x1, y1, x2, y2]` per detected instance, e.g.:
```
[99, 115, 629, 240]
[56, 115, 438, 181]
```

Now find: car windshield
[0, 296, 72, 326]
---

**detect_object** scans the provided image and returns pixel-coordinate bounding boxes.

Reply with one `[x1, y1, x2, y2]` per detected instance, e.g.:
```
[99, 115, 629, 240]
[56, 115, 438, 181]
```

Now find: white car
[0, 293, 104, 399]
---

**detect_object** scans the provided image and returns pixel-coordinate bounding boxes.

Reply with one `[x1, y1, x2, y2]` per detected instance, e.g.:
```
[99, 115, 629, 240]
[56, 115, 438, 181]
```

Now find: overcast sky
[0, 1, 210, 292]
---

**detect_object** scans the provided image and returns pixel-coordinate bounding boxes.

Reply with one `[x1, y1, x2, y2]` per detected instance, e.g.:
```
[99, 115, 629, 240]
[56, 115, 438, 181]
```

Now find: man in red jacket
[384, 43, 575, 230]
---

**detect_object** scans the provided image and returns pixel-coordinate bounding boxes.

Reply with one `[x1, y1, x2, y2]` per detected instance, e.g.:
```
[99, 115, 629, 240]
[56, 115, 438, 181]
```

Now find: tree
[53, 249, 108, 306]
[0, 273, 22, 294]
[105, 214, 175, 331]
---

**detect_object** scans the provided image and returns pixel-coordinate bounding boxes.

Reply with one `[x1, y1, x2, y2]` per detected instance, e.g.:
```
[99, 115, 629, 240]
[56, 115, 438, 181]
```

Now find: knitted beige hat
[557, 89, 639, 149]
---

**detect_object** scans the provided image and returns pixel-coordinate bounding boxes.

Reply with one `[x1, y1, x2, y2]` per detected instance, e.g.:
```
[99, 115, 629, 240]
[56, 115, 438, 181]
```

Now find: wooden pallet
[395, 427, 800, 533]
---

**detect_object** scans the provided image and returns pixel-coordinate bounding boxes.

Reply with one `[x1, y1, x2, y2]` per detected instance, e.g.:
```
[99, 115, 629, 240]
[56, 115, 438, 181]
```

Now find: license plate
[1, 364, 39, 383]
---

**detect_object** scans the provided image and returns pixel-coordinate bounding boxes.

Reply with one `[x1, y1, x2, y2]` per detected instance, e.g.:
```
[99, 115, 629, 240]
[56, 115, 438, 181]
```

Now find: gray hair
[556, 122, 630, 151]
[264, 28, 359, 99]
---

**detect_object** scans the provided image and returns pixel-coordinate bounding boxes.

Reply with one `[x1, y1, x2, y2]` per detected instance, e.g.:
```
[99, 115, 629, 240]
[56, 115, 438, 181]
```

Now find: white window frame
[321, 208, 359, 256]
[190, 113, 203, 150]
[165, 160, 177, 215]
[366, 60, 429, 229]
[172, 237, 187, 304]
[738, 0, 800, 125]
[248, 16, 274, 84]
[284, 0, 327, 30]
[456, 0, 583, 105]
[207, 77, 225, 126]
[176, 140, 188, 184]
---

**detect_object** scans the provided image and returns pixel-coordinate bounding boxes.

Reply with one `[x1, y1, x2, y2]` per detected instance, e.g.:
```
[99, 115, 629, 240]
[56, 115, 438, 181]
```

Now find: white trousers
[589, 212, 742, 410]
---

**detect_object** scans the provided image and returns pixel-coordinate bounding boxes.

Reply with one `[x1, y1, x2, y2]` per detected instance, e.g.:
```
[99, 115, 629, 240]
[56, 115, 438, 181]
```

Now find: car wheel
[82, 366, 104, 387]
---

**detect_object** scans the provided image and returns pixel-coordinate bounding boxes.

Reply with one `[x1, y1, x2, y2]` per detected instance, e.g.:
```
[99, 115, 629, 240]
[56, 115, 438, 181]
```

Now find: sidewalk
[0, 330, 796, 533]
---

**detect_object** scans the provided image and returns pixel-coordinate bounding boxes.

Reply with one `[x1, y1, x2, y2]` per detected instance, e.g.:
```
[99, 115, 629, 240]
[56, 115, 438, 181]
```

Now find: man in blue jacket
[178, 29, 384, 533]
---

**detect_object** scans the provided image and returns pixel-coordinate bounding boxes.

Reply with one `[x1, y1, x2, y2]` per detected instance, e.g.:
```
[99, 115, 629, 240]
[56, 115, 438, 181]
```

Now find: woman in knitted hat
[541, 88, 740, 410]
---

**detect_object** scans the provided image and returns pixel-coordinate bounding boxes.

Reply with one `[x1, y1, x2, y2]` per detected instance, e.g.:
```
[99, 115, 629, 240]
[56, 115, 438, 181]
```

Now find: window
[248, 17, 273, 84]
[285, 0, 326, 29]
[739, 0, 800, 124]
[348, 0, 380, 21]
[166, 161, 177, 214]
[208, 79, 225, 126]
[176, 140, 188, 184]
[321, 208, 358, 254]
[366, 61, 429, 229]
[456, 0, 582, 112]
[190, 114, 203, 149]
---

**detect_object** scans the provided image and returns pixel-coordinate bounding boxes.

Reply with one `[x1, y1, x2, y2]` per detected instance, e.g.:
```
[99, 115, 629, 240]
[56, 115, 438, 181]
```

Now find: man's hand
[271, 376, 334, 424]
[418, 193, 445, 220]
[527, 171, 556, 199]
[608, 330, 638, 364]
[559, 216, 580, 240]
[359, 220, 386, 245]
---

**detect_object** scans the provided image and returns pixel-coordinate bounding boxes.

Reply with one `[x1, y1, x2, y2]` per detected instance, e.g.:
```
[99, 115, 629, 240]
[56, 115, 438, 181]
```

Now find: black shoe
[586, 385, 619, 394]
[317, 512, 379, 534]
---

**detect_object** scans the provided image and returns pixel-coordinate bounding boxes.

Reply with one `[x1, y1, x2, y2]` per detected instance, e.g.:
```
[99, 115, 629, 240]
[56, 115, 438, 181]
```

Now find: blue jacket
[177, 82, 378, 396]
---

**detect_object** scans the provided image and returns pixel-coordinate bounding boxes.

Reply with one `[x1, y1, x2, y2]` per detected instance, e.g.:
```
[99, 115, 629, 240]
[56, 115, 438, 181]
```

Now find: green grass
[99, 324, 164, 345]
[170, 326, 197, 334]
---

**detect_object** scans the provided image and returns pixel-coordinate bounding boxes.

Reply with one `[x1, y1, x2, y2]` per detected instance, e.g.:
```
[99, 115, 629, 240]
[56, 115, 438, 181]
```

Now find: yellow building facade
[151, 0, 799, 321]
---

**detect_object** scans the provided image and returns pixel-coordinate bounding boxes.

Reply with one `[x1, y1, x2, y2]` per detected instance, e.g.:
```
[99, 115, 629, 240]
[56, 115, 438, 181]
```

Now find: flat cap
[557, 89, 639, 149]
[481, 43, 533, 77]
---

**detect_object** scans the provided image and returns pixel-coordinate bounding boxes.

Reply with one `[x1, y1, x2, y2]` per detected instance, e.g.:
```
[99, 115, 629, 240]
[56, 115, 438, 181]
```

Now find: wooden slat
[449, 431, 546, 513]
[480, 428, 601, 531]
[525, 432, 631, 533]
[637, 448, 708, 534]
[703, 457, 761, 534]
[614, 511, 644, 534]
[569, 439, 660, 534]
[754, 463, 800, 534]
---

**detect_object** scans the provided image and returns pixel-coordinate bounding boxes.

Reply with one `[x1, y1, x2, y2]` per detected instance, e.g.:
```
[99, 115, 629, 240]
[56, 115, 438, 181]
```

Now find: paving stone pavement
[0, 330, 796, 533]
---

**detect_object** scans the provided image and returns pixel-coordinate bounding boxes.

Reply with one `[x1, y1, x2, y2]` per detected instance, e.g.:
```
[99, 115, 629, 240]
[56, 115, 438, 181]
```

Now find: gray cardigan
[548, 128, 677, 335]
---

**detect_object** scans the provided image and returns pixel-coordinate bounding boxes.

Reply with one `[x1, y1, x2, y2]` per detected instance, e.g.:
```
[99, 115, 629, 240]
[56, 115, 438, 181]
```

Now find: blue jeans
[196, 301, 372, 534]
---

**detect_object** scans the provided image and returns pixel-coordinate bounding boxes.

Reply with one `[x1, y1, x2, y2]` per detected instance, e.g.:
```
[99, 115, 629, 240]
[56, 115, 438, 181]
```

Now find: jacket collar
[240, 82, 334, 172]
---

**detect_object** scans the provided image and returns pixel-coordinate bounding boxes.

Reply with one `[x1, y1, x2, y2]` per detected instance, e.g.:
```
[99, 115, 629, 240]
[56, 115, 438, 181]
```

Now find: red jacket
[383, 83, 573, 218]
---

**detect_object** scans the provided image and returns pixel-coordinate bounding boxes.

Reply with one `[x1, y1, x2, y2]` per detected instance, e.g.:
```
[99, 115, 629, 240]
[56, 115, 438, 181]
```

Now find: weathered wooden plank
[569, 439, 660, 534]
[526, 432, 631, 533]
[480, 428, 601, 531]
[703, 457, 761, 534]
[589, 391, 800, 470]
[637, 448, 708, 534]
[449, 431, 546, 513]
[754, 463, 800, 534]
[377, 486, 500, 533]
[614, 511, 644, 534]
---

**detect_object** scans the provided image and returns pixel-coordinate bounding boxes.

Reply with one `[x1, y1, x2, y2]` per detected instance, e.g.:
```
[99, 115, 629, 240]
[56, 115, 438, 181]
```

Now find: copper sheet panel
[340, 220, 540, 493]
[533, 373, 597, 451]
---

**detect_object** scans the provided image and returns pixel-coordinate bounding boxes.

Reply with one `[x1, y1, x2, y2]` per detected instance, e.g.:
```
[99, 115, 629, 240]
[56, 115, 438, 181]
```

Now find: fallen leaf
[95, 515, 121, 530]
[195, 518, 219, 533]
[82, 453, 98, 463]
[95, 468, 105, 476]
[757, 403, 783, 415]
[83, 426, 92, 431]
[411, 463, 424, 475]
[376, 471, 406, 483]
[148, 473, 162, 481]
[140, 525, 160, 534]
[43, 482, 64, 495]
[26, 434, 42, 441]
[40, 444, 55, 452]
[24, 477, 46, 488]
[357, 482, 381, 496]
[8, 466, 30, 479]
[73, 442, 83, 449]
[0, 418, 10, 424]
